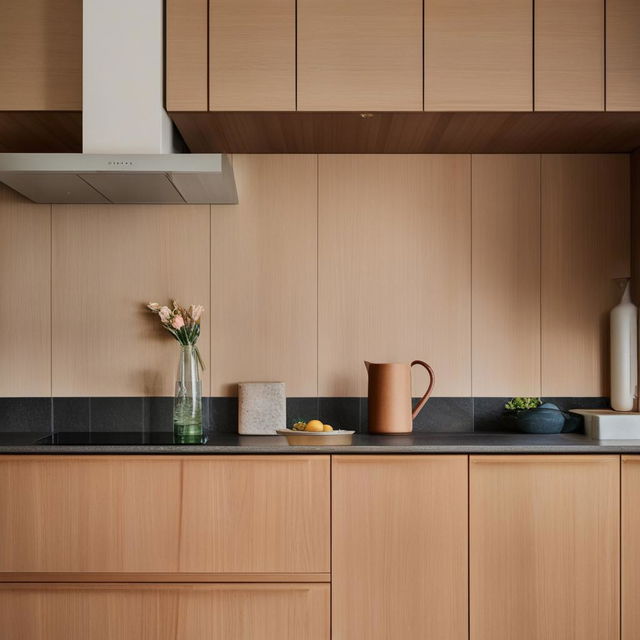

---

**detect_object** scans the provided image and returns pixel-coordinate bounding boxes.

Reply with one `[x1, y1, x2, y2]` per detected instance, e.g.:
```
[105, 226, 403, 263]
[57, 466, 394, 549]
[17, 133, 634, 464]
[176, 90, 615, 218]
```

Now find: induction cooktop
[37, 432, 209, 445]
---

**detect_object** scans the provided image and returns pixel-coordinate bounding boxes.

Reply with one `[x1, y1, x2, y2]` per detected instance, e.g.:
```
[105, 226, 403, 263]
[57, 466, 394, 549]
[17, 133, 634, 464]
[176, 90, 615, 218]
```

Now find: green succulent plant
[504, 397, 542, 411]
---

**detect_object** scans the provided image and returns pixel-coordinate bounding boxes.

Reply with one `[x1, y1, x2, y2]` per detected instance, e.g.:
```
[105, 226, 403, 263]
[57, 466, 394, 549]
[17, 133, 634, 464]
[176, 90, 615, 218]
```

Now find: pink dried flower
[171, 315, 185, 330]
[189, 305, 204, 322]
[159, 306, 172, 323]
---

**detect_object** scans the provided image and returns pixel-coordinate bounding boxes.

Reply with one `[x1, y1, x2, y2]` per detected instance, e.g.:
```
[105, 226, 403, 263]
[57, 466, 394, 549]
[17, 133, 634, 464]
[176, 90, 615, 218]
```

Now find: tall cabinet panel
[210, 0, 295, 110]
[535, 0, 604, 111]
[333, 456, 468, 640]
[623, 456, 640, 640]
[606, 0, 640, 110]
[470, 455, 620, 640]
[297, 0, 423, 111]
[425, 0, 532, 111]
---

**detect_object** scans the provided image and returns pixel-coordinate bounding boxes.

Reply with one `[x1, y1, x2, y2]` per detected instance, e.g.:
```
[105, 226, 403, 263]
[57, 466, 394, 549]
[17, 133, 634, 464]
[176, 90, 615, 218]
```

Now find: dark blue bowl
[512, 407, 566, 434]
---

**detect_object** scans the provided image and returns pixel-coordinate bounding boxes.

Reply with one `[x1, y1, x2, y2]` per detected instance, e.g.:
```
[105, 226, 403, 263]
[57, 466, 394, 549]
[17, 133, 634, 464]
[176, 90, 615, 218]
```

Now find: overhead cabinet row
[167, 0, 640, 113]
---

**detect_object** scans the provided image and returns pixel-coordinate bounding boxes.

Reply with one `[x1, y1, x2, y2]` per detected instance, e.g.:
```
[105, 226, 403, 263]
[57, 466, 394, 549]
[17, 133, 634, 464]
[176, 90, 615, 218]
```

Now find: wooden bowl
[276, 429, 355, 445]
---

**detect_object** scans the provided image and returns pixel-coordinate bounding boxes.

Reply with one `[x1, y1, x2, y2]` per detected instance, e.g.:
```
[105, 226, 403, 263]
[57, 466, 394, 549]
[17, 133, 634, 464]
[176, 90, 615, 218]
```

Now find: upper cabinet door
[535, 0, 604, 111]
[606, 0, 640, 111]
[0, 0, 81, 110]
[297, 0, 423, 111]
[425, 0, 532, 111]
[209, 0, 295, 111]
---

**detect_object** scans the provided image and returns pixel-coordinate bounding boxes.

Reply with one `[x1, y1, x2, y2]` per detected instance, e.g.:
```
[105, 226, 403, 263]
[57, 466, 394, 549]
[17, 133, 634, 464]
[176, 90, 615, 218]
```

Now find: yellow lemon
[305, 419, 324, 432]
[323, 424, 334, 432]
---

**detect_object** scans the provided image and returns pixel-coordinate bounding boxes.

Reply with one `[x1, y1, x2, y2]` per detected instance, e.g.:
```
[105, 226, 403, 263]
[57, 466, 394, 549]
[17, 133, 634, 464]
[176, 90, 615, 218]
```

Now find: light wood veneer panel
[0, 583, 330, 640]
[607, 0, 640, 111]
[211, 155, 317, 397]
[333, 455, 468, 640]
[623, 456, 640, 640]
[472, 155, 540, 396]
[0, 187, 51, 396]
[166, 0, 208, 111]
[51, 204, 210, 397]
[425, 0, 532, 111]
[210, 0, 295, 111]
[535, 0, 604, 111]
[470, 455, 620, 640]
[318, 155, 471, 397]
[297, 0, 423, 111]
[0, 0, 81, 110]
[541, 155, 629, 396]
[0, 455, 329, 575]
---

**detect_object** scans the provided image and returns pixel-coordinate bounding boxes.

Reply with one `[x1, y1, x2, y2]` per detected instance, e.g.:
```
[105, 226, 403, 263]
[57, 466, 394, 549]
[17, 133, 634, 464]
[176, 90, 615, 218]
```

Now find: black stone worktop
[1, 431, 640, 454]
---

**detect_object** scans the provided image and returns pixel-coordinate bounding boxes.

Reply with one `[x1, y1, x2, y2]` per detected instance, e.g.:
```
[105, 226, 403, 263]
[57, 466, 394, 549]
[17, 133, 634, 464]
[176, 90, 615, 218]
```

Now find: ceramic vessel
[610, 279, 637, 411]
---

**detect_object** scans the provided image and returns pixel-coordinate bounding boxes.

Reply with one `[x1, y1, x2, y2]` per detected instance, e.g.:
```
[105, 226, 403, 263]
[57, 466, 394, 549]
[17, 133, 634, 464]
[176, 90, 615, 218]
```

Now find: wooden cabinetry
[470, 455, 620, 640]
[535, 0, 604, 111]
[0, 583, 330, 640]
[622, 456, 640, 639]
[332, 455, 468, 640]
[297, 0, 423, 111]
[0, 456, 330, 577]
[425, 0, 532, 111]
[0, 0, 81, 111]
[607, 0, 640, 111]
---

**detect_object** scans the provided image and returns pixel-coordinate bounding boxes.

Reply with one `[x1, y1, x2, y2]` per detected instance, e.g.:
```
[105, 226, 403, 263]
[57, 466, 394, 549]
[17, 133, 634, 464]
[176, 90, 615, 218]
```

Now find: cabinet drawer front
[332, 455, 468, 640]
[0, 455, 330, 575]
[0, 583, 330, 640]
[470, 455, 620, 640]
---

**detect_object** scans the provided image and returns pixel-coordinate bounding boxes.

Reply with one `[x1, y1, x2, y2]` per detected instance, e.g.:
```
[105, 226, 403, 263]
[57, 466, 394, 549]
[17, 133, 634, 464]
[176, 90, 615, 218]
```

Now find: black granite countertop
[2, 431, 640, 454]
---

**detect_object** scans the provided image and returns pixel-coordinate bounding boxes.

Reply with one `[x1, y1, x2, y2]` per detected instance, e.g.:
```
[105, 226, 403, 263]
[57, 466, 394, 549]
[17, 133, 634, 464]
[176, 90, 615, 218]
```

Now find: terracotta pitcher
[365, 361, 435, 434]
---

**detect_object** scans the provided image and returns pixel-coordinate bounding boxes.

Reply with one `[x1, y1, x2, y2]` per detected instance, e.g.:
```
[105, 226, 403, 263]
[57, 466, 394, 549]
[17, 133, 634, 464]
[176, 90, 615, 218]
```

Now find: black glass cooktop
[37, 432, 209, 445]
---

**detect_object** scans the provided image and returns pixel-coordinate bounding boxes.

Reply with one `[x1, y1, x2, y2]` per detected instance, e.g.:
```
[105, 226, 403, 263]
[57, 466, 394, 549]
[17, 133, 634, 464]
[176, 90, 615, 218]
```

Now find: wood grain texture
[535, 0, 604, 111]
[0, 186, 51, 396]
[210, 0, 295, 111]
[1, 572, 330, 583]
[470, 455, 620, 640]
[0, 112, 82, 152]
[607, 0, 640, 111]
[210, 155, 317, 397]
[0, 0, 81, 110]
[541, 154, 630, 396]
[171, 111, 640, 154]
[632, 151, 640, 305]
[425, 0, 532, 111]
[472, 155, 541, 396]
[51, 204, 210, 397]
[623, 456, 640, 640]
[166, 0, 208, 111]
[0, 583, 330, 640]
[318, 155, 471, 397]
[332, 455, 468, 640]
[297, 0, 423, 111]
[0, 455, 329, 575]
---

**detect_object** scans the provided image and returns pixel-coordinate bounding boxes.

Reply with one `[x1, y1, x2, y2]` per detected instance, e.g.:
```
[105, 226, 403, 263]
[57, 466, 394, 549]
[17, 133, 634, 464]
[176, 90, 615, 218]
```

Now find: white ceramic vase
[610, 279, 638, 412]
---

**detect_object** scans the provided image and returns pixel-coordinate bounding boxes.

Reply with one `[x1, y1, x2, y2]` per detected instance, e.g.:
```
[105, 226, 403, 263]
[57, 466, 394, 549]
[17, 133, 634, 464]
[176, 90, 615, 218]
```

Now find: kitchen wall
[0, 154, 630, 430]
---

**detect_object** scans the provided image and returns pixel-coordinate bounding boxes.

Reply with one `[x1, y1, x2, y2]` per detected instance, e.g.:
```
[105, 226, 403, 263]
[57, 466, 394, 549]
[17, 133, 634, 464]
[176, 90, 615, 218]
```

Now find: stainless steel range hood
[0, 0, 237, 205]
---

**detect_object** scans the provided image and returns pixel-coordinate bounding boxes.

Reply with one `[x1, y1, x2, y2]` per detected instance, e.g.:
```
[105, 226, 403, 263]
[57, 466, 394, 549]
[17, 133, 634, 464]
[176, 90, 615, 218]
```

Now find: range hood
[0, 0, 237, 204]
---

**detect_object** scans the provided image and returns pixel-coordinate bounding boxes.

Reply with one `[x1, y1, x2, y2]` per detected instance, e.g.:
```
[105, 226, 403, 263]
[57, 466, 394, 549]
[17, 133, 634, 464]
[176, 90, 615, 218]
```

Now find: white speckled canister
[238, 382, 286, 435]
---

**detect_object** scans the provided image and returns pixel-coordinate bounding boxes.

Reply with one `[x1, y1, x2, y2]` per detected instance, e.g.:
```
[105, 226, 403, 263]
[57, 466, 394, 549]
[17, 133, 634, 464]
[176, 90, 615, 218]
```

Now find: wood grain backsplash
[0, 154, 630, 398]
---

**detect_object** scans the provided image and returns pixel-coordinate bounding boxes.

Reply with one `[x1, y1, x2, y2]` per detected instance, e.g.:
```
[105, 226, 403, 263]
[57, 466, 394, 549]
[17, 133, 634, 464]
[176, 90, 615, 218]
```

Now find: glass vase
[173, 344, 203, 442]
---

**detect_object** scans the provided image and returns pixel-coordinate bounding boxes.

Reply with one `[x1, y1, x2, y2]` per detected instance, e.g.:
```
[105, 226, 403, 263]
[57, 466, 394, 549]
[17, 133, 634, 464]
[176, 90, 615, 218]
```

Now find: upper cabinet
[424, 0, 532, 111]
[0, 0, 81, 111]
[606, 0, 640, 111]
[297, 0, 423, 111]
[210, 0, 295, 111]
[535, 0, 604, 111]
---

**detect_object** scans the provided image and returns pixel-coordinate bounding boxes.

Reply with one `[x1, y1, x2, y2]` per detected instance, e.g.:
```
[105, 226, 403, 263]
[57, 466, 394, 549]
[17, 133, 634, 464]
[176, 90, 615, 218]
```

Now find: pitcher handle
[411, 360, 435, 419]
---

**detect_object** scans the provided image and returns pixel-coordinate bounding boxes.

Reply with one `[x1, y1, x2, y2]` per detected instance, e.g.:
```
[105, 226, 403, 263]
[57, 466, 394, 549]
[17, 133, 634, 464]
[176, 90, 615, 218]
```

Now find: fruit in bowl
[291, 419, 334, 432]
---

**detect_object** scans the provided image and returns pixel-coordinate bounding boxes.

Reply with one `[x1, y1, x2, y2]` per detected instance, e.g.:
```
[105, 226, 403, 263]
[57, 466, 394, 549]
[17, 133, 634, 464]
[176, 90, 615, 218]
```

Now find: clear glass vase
[173, 345, 203, 442]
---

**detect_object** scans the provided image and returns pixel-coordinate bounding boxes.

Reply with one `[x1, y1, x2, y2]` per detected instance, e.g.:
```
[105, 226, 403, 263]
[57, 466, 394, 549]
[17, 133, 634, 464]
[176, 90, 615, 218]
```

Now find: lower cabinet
[470, 455, 620, 640]
[332, 455, 468, 640]
[623, 455, 640, 640]
[0, 583, 330, 640]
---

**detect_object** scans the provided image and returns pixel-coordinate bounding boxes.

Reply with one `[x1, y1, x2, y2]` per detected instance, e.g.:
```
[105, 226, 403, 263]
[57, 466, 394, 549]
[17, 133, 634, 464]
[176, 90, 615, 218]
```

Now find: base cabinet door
[332, 455, 468, 640]
[623, 456, 640, 639]
[470, 455, 620, 640]
[0, 583, 330, 640]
